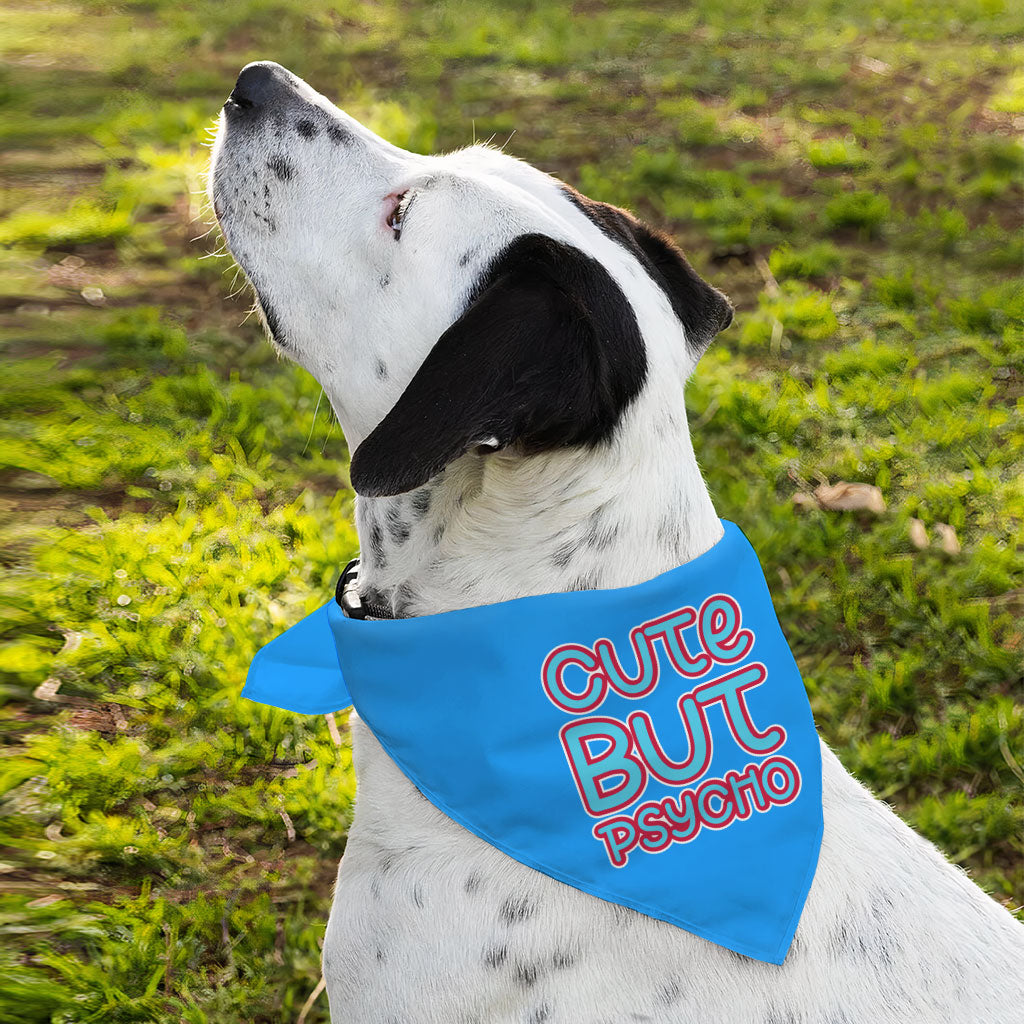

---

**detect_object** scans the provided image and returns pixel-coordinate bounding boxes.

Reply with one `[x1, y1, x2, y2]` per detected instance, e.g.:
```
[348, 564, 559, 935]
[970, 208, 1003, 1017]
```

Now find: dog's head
[210, 62, 732, 499]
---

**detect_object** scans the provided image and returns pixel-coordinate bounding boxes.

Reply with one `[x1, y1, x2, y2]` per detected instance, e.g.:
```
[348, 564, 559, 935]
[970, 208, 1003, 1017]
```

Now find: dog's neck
[351, 397, 722, 617]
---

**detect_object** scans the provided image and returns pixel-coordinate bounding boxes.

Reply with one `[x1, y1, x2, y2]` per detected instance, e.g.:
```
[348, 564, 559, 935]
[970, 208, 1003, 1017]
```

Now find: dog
[209, 61, 1024, 1024]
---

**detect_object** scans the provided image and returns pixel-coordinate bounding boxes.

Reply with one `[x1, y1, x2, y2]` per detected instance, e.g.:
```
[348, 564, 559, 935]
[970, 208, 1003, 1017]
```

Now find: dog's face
[210, 62, 732, 497]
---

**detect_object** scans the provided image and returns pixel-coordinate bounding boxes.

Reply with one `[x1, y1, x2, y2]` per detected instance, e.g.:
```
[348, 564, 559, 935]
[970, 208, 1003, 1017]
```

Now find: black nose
[227, 61, 296, 110]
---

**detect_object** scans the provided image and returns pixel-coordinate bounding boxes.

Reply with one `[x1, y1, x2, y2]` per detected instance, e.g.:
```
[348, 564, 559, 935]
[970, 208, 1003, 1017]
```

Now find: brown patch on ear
[560, 185, 733, 358]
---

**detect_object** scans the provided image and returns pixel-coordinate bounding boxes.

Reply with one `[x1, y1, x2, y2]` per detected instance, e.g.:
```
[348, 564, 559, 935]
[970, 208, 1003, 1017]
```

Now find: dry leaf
[793, 492, 818, 509]
[26, 894, 64, 910]
[856, 55, 892, 76]
[934, 523, 961, 555]
[33, 678, 62, 701]
[909, 518, 929, 549]
[813, 481, 886, 513]
[277, 807, 296, 843]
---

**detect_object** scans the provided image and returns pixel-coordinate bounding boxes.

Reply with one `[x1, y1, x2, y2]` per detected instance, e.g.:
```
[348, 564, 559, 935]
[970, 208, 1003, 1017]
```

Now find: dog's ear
[560, 187, 733, 359]
[625, 220, 734, 357]
[349, 234, 647, 497]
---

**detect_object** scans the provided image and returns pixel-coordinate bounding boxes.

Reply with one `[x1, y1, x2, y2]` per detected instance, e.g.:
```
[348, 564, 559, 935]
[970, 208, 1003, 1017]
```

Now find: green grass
[2, 0, 1022, 1020]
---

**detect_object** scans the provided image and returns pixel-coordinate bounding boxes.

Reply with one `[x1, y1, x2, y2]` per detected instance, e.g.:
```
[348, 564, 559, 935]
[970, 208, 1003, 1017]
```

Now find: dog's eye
[386, 190, 412, 240]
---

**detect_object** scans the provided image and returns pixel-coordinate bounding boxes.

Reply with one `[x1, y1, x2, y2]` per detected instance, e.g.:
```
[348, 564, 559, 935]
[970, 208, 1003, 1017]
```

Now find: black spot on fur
[393, 583, 414, 617]
[529, 1005, 551, 1024]
[552, 542, 576, 569]
[369, 522, 386, 567]
[499, 896, 535, 924]
[380, 855, 395, 875]
[411, 488, 432, 517]
[584, 504, 618, 551]
[596, 524, 618, 550]
[561, 184, 733, 358]
[483, 945, 508, 968]
[379, 273, 390, 288]
[296, 118, 318, 139]
[656, 515, 678, 547]
[411, 884, 424, 909]
[570, 572, 599, 591]
[327, 123, 352, 145]
[583, 506, 604, 542]
[611, 904, 636, 926]
[464, 873, 482, 894]
[376, 946, 386, 964]
[375, 359, 389, 381]
[551, 949, 575, 970]
[433, 523, 446, 545]
[387, 506, 411, 545]
[513, 960, 541, 989]
[350, 234, 649, 497]
[267, 155, 295, 181]
[459, 249, 478, 267]
[657, 980, 682, 1006]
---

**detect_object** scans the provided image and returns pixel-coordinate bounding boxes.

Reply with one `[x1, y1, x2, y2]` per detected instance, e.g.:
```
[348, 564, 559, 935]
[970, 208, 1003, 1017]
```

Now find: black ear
[560, 186, 733, 358]
[349, 234, 647, 497]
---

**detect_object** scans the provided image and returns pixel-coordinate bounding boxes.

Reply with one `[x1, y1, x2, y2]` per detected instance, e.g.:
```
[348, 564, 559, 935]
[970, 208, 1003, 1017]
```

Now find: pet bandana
[244, 520, 822, 964]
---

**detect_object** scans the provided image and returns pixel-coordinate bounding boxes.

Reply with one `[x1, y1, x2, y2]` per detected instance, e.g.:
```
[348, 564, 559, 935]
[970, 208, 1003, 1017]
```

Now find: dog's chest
[323, 719, 704, 1023]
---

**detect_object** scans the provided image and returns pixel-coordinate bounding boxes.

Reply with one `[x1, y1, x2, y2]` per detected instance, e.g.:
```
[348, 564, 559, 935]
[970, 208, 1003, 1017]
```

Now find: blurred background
[2, 1, 1022, 1020]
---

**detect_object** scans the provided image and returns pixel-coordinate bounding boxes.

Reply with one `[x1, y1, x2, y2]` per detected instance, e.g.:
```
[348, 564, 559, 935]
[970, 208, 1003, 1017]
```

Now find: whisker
[302, 389, 325, 456]
[321, 415, 337, 456]
[226, 273, 248, 298]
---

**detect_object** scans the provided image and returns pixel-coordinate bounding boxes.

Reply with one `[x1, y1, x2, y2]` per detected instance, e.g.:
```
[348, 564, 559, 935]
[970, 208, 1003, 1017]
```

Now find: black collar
[335, 558, 398, 620]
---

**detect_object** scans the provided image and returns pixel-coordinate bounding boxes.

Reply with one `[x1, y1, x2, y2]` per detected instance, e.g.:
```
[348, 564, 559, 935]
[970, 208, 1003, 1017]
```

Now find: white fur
[210, 63, 1024, 1023]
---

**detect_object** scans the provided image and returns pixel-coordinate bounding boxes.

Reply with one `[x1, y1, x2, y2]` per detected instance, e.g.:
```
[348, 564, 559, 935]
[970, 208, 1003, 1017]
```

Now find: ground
[1, 1, 1022, 1021]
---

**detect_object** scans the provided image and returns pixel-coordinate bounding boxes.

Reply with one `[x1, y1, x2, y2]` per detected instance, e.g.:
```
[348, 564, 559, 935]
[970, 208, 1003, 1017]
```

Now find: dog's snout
[227, 61, 296, 111]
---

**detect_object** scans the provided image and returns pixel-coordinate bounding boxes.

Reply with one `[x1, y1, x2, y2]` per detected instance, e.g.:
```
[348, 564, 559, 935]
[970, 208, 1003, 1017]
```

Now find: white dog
[210, 61, 1024, 1024]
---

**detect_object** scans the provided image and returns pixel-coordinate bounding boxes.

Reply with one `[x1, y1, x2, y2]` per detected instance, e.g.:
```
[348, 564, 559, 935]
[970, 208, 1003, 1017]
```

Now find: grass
[1, 0, 1022, 1020]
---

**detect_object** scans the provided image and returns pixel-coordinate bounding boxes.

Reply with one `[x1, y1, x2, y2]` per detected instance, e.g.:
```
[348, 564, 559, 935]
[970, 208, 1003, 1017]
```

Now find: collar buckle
[336, 558, 367, 619]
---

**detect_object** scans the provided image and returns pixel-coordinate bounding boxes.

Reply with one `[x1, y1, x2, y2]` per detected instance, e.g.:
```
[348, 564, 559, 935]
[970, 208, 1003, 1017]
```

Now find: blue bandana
[244, 520, 822, 964]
